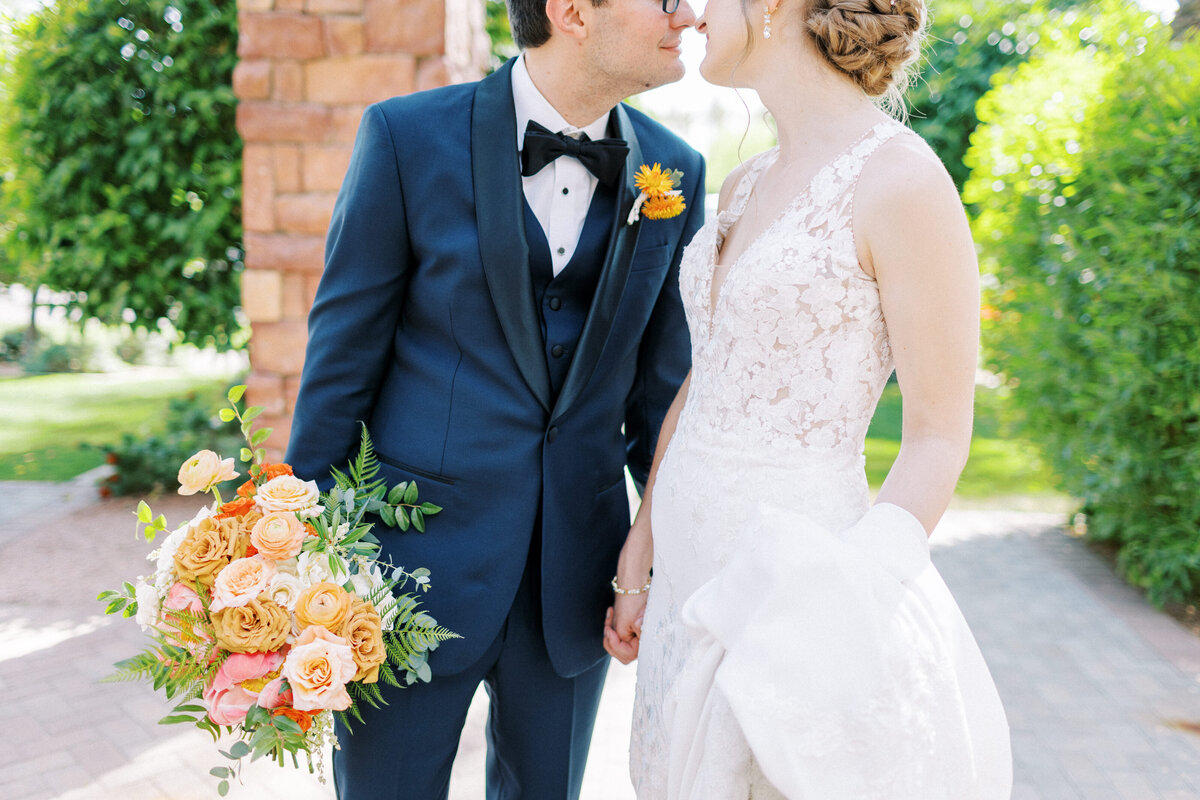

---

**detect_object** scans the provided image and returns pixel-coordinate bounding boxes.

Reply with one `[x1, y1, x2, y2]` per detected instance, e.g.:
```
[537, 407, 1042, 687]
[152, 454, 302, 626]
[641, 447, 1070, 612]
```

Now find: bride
[602, 0, 1013, 797]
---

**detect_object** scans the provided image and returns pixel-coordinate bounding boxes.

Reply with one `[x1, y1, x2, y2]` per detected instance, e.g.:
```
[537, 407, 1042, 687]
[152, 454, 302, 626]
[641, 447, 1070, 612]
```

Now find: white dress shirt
[511, 54, 613, 277]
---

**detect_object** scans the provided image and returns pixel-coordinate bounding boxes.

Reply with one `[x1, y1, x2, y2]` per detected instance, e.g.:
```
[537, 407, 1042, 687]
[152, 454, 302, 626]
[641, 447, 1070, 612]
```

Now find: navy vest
[523, 181, 616, 398]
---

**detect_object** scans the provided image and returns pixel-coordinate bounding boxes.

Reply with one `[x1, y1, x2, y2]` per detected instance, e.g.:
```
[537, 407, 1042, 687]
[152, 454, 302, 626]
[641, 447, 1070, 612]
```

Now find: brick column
[234, 0, 489, 457]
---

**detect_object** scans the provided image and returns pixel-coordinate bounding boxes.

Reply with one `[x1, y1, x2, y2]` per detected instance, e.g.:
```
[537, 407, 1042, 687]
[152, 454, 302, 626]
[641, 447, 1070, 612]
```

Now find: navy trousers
[332, 540, 610, 800]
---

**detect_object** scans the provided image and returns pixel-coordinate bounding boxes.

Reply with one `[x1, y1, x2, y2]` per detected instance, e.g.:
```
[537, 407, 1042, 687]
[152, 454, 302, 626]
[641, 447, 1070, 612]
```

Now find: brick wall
[234, 0, 489, 456]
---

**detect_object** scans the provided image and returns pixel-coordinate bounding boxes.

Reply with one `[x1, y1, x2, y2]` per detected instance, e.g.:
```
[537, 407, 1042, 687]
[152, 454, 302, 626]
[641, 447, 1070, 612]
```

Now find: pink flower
[163, 581, 203, 614]
[282, 626, 357, 712]
[211, 650, 285, 694]
[256, 676, 293, 710]
[203, 683, 258, 726]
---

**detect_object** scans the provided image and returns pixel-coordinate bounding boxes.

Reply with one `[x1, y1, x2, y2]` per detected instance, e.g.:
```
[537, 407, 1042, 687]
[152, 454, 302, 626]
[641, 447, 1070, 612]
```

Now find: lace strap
[823, 119, 908, 200]
[721, 148, 781, 222]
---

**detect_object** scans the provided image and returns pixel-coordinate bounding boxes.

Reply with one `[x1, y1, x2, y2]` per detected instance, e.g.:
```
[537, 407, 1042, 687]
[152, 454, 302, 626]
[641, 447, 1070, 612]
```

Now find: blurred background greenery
[0, 0, 1196, 604]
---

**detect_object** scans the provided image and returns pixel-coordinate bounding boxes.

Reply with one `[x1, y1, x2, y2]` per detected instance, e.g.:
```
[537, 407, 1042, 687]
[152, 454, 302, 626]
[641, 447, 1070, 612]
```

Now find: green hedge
[966, 11, 1200, 604]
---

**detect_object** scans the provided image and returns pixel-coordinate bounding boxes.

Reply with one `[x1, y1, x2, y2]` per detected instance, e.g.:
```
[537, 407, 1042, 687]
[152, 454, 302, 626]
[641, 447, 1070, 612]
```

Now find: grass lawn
[865, 383, 1064, 501]
[0, 370, 234, 481]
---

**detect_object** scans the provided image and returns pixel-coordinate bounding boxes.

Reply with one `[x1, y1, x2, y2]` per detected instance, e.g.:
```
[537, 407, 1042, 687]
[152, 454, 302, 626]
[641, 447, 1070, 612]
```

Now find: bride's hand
[604, 528, 653, 664]
[604, 593, 647, 665]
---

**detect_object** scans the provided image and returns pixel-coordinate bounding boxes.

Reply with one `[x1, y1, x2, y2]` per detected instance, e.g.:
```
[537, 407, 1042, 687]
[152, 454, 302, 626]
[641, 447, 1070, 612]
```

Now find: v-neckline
[704, 121, 890, 339]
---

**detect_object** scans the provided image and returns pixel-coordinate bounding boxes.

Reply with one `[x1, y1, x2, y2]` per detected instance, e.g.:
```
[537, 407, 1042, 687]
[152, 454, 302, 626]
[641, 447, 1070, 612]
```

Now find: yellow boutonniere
[627, 163, 686, 225]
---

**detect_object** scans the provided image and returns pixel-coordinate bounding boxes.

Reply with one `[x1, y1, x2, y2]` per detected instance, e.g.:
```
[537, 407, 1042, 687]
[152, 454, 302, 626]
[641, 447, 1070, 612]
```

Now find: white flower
[348, 562, 385, 600]
[266, 571, 305, 611]
[274, 556, 300, 576]
[134, 579, 161, 630]
[297, 550, 350, 588]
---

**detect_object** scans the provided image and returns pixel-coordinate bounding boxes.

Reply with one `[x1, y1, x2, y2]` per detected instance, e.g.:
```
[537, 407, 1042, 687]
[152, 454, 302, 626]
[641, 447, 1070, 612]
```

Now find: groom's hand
[603, 599, 646, 665]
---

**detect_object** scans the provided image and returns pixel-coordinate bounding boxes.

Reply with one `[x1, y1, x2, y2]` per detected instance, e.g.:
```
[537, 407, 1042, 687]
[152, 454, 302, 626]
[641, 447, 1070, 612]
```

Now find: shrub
[966, 12, 1200, 603]
[96, 389, 242, 497]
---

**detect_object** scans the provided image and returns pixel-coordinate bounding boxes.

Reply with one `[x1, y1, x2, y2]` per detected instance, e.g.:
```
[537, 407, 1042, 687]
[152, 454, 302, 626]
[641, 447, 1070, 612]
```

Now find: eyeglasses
[662, 0, 680, 13]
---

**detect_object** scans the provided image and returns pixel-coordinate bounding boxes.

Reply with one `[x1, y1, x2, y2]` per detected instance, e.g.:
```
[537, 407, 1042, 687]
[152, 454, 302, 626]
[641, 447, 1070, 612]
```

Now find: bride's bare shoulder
[856, 130, 960, 221]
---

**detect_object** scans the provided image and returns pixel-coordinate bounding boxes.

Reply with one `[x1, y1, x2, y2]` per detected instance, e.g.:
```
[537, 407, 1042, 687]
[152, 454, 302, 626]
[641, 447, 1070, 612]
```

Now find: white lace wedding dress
[629, 120, 1013, 799]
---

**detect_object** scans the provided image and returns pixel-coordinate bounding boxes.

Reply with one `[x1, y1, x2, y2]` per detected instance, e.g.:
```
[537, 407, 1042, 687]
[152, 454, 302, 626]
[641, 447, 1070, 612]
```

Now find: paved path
[3, 485, 1200, 799]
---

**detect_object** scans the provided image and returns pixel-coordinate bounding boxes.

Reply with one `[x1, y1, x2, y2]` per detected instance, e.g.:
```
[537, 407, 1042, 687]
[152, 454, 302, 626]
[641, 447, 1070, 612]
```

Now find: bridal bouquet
[98, 386, 458, 795]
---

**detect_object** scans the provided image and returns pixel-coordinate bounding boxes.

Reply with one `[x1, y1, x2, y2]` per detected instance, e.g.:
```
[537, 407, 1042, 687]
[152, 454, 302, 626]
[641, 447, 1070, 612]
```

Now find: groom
[284, 0, 704, 796]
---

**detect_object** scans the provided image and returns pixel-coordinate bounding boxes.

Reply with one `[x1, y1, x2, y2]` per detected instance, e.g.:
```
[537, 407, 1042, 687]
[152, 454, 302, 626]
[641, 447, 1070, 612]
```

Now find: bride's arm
[857, 137, 980, 534]
[604, 371, 690, 664]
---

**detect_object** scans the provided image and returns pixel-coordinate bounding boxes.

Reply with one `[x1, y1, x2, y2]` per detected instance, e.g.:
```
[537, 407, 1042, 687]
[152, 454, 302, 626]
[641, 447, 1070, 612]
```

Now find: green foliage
[96, 389, 243, 496]
[0, 0, 242, 349]
[966, 10, 1200, 603]
[908, 0, 1100, 194]
[485, 0, 517, 73]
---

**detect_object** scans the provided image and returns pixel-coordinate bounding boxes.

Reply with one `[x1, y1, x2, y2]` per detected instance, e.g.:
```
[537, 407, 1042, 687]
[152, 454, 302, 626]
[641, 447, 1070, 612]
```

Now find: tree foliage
[966, 5, 1200, 604]
[908, 0, 1093, 194]
[0, 0, 242, 349]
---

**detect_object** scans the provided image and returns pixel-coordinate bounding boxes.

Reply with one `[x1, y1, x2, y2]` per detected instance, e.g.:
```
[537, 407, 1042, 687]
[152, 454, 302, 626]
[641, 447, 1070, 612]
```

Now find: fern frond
[349, 425, 383, 493]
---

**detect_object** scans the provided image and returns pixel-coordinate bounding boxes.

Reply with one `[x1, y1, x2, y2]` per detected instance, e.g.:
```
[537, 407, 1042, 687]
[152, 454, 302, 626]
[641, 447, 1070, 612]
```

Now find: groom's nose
[669, 0, 698, 28]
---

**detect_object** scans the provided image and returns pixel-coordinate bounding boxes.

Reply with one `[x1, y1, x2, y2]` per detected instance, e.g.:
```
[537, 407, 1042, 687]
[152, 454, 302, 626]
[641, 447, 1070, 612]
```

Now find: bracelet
[611, 575, 652, 595]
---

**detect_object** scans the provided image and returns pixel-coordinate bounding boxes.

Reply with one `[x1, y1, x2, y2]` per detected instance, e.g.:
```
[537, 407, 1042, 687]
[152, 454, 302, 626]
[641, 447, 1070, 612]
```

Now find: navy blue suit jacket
[286, 60, 704, 678]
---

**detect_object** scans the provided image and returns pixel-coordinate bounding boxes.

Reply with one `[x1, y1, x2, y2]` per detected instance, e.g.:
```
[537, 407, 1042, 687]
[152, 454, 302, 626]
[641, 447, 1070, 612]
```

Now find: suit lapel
[552, 105, 645, 420]
[472, 59, 553, 412]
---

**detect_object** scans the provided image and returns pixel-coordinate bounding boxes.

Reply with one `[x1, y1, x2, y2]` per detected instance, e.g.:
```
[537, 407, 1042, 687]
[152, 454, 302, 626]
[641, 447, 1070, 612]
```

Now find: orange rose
[236, 478, 257, 498]
[261, 463, 295, 480]
[340, 598, 386, 683]
[295, 582, 353, 632]
[211, 595, 291, 653]
[217, 497, 257, 519]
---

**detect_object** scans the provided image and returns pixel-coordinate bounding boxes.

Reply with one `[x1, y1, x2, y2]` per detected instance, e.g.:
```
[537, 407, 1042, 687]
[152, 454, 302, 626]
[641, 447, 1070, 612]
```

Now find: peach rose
[212, 596, 291, 653]
[294, 581, 353, 632]
[340, 598, 386, 683]
[250, 512, 309, 560]
[210, 557, 278, 612]
[174, 514, 251, 587]
[255, 475, 321, 516]
[203, 683, 257, 725]
[177, 450, 238, 496]
[282, 626, 357, 711]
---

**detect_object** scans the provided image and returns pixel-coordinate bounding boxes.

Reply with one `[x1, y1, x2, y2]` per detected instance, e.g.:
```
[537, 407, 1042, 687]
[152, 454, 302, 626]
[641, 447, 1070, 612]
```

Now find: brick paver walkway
[3, 487, 1200, 799]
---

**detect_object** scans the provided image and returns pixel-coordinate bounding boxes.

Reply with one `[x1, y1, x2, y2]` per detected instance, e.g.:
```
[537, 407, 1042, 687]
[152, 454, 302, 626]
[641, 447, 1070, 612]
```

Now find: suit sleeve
[285, 104, 411, 486]
[624, 153, 705, 488]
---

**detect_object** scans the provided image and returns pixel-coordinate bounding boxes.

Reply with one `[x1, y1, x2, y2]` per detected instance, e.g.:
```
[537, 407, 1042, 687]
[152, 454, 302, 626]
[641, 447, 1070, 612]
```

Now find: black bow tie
[520, 120, 629, 187]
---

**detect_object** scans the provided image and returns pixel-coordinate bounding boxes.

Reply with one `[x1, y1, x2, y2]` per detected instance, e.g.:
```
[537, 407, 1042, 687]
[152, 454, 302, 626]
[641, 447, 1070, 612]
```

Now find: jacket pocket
[375, 449, 458, 486]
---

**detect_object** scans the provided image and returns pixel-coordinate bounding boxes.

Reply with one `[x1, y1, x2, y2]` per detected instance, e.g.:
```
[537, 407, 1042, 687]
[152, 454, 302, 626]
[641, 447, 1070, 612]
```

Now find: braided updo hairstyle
[805, 0, 927, 109]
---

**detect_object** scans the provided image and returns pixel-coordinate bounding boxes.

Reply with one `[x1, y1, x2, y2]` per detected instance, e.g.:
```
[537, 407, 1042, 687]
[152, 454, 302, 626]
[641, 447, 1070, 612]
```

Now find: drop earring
[763, 6, 772, 39]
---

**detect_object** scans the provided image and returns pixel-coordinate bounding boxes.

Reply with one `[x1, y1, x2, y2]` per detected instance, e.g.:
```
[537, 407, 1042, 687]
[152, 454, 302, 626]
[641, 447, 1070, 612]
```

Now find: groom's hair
[506, 0, 607, 50]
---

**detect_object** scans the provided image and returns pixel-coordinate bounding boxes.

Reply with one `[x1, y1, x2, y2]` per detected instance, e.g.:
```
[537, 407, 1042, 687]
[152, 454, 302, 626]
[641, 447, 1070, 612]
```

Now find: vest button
[548, 296, 561, 311]
[551, 344, 566, 358]
[547, 426, 559, 443]
[556, 247, 566, 255]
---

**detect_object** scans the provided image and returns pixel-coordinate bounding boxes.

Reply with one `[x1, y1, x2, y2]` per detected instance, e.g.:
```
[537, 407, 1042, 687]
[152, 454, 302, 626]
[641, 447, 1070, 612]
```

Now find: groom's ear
[545, 0, 590, 42]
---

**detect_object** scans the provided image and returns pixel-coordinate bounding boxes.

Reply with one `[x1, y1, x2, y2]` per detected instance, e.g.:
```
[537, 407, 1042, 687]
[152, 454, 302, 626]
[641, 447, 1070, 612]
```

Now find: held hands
[604, 592, 647, 665]
[604, 528, 653, 665]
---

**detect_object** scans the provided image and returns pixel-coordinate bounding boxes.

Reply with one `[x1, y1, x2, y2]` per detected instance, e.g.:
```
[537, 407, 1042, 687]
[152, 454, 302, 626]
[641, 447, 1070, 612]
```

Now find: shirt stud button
[556, 247, 566, 256]
[562, 187, 569, 195]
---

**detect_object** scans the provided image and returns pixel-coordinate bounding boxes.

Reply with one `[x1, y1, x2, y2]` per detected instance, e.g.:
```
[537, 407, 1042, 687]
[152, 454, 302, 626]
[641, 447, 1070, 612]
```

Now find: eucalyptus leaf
[219, 408, 236, 422]
[227, 385, 247, 403]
